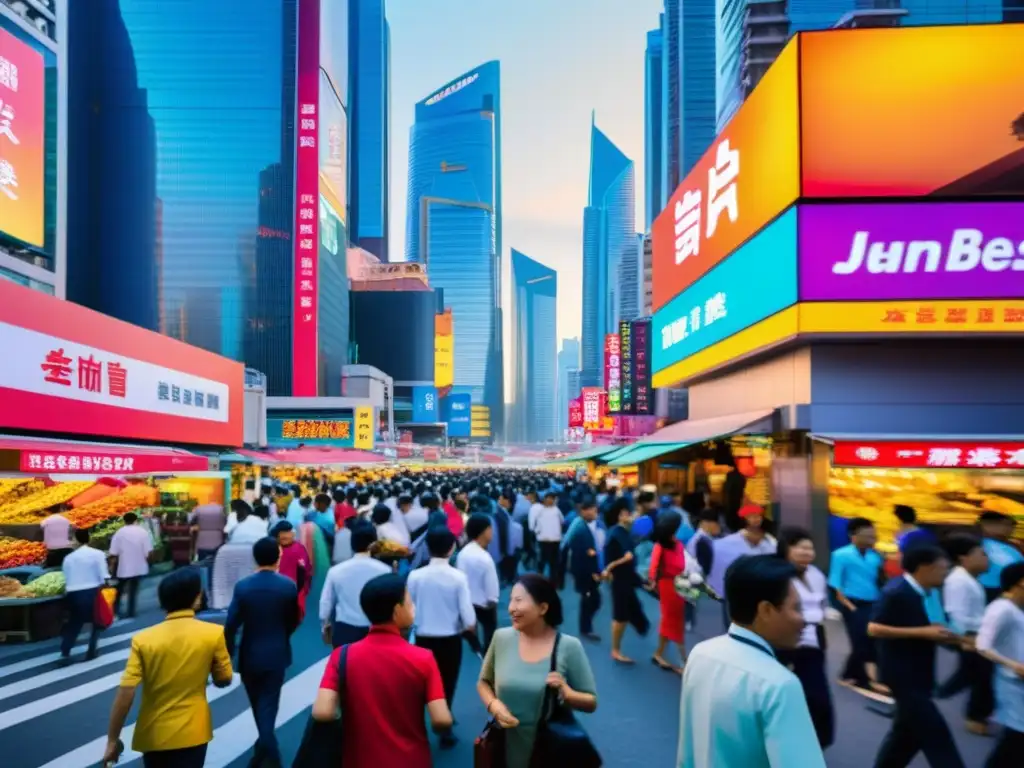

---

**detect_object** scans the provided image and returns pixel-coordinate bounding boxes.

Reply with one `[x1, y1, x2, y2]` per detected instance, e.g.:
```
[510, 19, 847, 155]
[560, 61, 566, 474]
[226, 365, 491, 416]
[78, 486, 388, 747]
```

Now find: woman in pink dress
[648, 511, 687, 673]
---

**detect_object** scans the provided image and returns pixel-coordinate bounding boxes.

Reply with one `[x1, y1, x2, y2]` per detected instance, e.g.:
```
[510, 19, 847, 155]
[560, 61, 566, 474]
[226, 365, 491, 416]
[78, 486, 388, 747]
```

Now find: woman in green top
[477, 573, 599, 768]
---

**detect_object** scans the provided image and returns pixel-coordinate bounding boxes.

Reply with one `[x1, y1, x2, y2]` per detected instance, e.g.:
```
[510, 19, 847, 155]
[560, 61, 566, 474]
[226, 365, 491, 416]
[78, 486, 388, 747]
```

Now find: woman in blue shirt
[977, 512, 1024, 603]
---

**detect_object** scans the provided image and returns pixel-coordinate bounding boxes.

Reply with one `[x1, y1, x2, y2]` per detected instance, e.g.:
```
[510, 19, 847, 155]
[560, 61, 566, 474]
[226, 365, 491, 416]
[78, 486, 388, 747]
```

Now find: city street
[0, 576, 997, 768]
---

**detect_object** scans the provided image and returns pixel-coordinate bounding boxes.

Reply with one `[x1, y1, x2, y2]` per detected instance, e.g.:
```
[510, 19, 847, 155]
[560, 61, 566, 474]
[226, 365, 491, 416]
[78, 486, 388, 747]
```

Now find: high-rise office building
[642, 233, 654, 317]
[348, 0, 389, 260]
[661, 3, 681, 198]
[644, 23, 663, 231]
[510, 250, 557, 443]
[900, 1, 1004, 24]
[557, 337, 581, 436]
[581, 118, 635, 388]
[405, 62, 503, 432]
[0, 0, 66, 297]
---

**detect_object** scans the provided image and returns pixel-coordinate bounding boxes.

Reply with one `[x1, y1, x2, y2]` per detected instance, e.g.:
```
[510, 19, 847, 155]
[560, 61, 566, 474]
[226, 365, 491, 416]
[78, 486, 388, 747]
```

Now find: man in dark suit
[566, 496, 603, 642]
[225, 537, 300, 768]
[868, 544, 966, 768]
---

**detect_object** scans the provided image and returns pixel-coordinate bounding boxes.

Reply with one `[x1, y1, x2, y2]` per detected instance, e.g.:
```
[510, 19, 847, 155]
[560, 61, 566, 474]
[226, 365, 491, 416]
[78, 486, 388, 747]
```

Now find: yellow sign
[353, 406, 375, 450]
[799, 301, 1024, 334]
[434, 311, 454, 391]
[281, 419, 351, 440]
[471, 405, 491, 437]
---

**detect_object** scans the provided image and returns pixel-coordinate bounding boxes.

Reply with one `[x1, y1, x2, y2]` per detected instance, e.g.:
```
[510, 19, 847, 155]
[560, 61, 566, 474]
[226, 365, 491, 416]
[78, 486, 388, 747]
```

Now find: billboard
[471, 405, 491, 439]
[411, 385, 438, 423]
[619, 321, 634, 413]
[293, 0, 322, 396]
[800, 24, 1024, 199]
[568, 397, 583, 428]
[800, 202, 1024, 302]
[632, 320, 653, 415]
[604, 333, 621, 413]
[353, 406, 375, 450]
[270, 417, 353, 446]
[651, 40, 800, 311]
[434, 310, 454, 394]
[318, 70, 347, 223]
[798, 300, 1024, 334]
[581, 387, 603, 431]
[445, 393, 471, 438]
[0, 281, 244, 446]
[653, 207, 798, 375]
[0, 27, 44, 247]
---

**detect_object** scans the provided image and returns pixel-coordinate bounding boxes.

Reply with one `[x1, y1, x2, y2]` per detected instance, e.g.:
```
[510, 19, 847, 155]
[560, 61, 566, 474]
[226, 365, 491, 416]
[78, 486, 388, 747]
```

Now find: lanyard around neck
[728, 632, 774, 659]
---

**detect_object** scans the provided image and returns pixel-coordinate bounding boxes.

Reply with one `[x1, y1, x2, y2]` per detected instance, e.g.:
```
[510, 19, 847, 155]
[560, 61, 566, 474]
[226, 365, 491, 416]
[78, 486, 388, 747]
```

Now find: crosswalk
[0, 617, 332, 768]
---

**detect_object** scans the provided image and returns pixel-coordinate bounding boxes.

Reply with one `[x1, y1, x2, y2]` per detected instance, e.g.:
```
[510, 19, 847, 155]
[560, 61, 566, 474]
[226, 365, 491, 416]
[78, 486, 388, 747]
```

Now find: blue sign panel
[652, 207, 798, 373]
[444, 394, 472, 438]
[268, 417, 354, 447]
[411, 386, 439, 423]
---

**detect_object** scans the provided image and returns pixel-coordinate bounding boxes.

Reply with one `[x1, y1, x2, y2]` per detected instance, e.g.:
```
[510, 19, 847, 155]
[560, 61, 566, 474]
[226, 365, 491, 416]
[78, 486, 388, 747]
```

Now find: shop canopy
[546, 445, 620, 464]
[233, 449, 282, 464]
[0, 436, 210, 475]
[270, 447, 386, 465]
[606, 442, 690, 467]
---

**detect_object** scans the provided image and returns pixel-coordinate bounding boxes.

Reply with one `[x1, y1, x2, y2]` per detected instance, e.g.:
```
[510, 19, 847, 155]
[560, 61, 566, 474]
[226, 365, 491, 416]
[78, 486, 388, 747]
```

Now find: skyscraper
[581, 118, 635, 388]
[406, 62, 503, 431]
[661, 2, 681, 197]
[900, 0, 1004, 24]
[678, 0, 717, 176]
[644, 23, 664, 231]
[348, 0, 389, 260]
[557, 337, 581, 436]
[510, 250, 557, 444]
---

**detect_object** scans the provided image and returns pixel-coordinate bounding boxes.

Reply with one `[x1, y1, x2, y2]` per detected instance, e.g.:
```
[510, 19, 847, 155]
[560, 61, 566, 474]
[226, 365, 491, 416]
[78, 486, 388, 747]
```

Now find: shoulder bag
[529, 634, 602, 768]
[292, 644, 349, 768]
[474, 716, 508, 768]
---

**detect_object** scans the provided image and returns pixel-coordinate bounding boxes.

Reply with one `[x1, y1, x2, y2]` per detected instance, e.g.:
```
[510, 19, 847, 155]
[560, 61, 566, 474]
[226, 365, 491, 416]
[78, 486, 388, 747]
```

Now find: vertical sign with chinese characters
[292, 0, 322, 396]
[568, 397, 583, 428]
[0, 28, 44, 247]
[631, 320, 653, 415]
[353, 406, 375, 450]
[604, 333, 621, 413]
[619, 321, 634, 414]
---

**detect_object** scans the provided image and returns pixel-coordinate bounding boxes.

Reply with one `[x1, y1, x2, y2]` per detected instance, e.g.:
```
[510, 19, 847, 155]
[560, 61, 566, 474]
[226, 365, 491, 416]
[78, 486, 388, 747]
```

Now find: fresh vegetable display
[64, 485, 160, 529]
[20, 571, 66, 598]
[0, 537, 46, 569]
[88, 517, 125, 551]
[0, 481, 94, 524]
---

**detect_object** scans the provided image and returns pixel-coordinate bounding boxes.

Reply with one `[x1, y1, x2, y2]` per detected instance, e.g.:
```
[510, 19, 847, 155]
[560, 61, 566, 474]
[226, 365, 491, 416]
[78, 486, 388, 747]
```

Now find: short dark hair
[979, 511, 1014, 525]
[638, 491, 657, 506]
[123, 512, 138, 525]
[427, 527, 456, 558]
[725, 555, 798, 625]
[698, 508, 721, 525]
[252, 537, 281, 567]
[847, 517, 874, 537]
[371, 504, 391, 526]
[158, 567, 203, 613]
[464, 513, 491, 543]
[1000, 561, 1024, 592]
[901, 544, 948, 574]
[74, 528, 90, 545]
[776, 526, 813, 563]
[578, 496, 597, 512]
[350, 521, 378, 554]
[893, 505, 917, 525]
[252, 504, 270, 520]
[397, 494, 413, 507]
[603, 497, 631, 528]
[943, 533, 982, 562]
[515, 573, 563, 627]
[654, 510, 682, 548]
[271, 520, 293, 537]
[315, 493, 332, 508]
[360, 573, 408, 625]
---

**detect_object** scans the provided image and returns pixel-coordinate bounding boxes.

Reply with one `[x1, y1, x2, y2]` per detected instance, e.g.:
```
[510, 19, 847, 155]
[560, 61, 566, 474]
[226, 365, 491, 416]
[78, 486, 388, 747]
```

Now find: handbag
[292, 645, 349, 768]
[529, 634, 601, 768]
[474, 716, 507, 768]
[93, 587, 116, 629]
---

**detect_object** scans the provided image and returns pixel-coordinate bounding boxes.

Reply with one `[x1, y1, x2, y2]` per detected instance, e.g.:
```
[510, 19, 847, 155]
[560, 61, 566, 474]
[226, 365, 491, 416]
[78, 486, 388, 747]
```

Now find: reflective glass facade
[406, 62, 503, 428]
[900, 1, 1003, 23]
[510, 250, 557, 443]
[581, 122, 634, 388]
[557, 338, 580, 435]
[715, 0, 747, 132]
[680, 0, 717, 178]
[644, 25, 663, 231]
[350, 289, 438, 382]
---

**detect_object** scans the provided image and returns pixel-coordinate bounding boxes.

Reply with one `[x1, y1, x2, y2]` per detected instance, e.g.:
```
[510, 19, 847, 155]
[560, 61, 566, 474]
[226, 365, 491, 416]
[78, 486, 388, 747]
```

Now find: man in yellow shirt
[103, 567, 234, 767]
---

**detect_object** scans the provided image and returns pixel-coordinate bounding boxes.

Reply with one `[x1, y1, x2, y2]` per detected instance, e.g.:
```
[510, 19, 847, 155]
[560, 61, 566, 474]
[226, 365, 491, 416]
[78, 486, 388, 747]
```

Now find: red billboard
[0, 280, 244, 446]
[833, 441, 1024, 470]
[568, 397, 583, 428]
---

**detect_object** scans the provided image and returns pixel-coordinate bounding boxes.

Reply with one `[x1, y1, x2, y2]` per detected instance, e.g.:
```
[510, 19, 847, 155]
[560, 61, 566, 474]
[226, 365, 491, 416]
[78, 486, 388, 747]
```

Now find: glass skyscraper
[348, 0, 390, 261]
[900, 1, 1004, 23]
[644, 24, 663, 232]
[581, 119, 635, 388]
[557, 337, 581, 436]
[510, 249, 557, 444]
[405, 62, 503, 429]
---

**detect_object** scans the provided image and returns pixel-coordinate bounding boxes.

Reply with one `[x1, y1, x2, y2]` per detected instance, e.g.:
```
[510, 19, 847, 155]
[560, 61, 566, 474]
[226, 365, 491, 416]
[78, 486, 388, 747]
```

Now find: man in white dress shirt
[457, 513, 501, 654]
[230, 504, 271, 545]
[60, 528, 111, 664]
[678, 554, 825, 768]
[408, 527, 475, 749]
[532, 491, 564, 583]
[319, 522, 390, 648]
[108, 512, 153, 619]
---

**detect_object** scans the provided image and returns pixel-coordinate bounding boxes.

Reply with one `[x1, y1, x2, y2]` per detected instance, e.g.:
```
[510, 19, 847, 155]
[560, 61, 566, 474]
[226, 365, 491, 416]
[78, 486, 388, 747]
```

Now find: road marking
[34, 676, 241, 768]
[0, 629, 137, 677]
[0, 671, 126, 732]
[0, 647, 132, 702]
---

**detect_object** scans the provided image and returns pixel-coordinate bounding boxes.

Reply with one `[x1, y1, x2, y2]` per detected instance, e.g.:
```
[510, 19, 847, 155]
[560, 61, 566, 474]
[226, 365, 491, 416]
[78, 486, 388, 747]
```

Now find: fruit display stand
[0, 570, 65, 643]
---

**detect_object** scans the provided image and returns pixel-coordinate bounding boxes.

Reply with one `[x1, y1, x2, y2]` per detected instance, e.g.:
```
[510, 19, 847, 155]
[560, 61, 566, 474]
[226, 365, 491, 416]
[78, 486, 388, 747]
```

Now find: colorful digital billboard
[411, 385, 438, 423]
[444, 393, 471, 438]
[0, 27, 45, 248]
[632, 320, 653, 415]
[619, 321, 634, 414]
[653, 207, 798, 375]
[434, 310, 454, 394]
[604, 333, 621, 412]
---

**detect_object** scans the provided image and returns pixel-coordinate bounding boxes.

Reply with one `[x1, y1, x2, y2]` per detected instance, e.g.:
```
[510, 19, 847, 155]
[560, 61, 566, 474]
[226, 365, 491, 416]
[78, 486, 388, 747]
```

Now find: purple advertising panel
[631, 320, 653, 415]
[799, 202, 1024, 302]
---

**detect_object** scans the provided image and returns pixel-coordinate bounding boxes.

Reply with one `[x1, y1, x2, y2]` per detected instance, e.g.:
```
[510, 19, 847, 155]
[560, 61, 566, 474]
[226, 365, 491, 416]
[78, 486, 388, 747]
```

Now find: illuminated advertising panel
[471, 405, 491, 438]
[631, 320, 653, 415]
[0, 27, 44, 247]
[269, 417, 353, 447]
[444, 393, 471, 438]
[353, 406, 375, 450]
[568, 397, 583, 428]
[604, 333, 621, 413]
[292, 0, 321, 396]
[800, 202, 1024, 302]
[434, 310, 454, 394]
[653, 207, 798, 375]
[411, 385, 438, 423]
[581, 387, 602, 431]
[318, 70, 347, 224]
[619, 321, 634, 414]
[800, 24, 1024, 199]
[799, 300, 1024, 334]
[651, 39, 799, 311]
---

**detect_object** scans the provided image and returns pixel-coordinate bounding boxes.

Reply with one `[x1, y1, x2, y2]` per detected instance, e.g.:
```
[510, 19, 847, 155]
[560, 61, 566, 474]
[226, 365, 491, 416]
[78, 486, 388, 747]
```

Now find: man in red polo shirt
[313, 573, 453, 766]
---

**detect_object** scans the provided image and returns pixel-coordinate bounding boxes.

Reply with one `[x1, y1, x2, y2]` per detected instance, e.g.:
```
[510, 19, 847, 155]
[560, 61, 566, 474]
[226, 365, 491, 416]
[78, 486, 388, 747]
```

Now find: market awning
[270, 447, 387, 465]
[606, 442, 690, 467]
[639, 409, 775, 445]
[593, 444, 640, 463]
[546, 445, 619, 464]
[228, 449, 281, 464]
[0, 436, 210, 474]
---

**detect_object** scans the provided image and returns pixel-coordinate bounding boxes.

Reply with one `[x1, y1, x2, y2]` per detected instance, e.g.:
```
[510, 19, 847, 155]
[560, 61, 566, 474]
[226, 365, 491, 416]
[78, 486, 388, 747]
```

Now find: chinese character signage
[411, 386, 438, 423]
[799, 202, 1024, 302]
[619, 321, 634, 414]
[444, 394, 472, 438]
[353, 407, 375, 450]
[653, 207, 798, 375]
[434, 311, 454, 395]
[568, 397, 583, 428]
[292, 0, 322, 397]
[270, 418, 354, 446]
[0, 28, 44, 248]
[19, 449, 209, 475]
[799, 300, 1024, 334]
[833, 441, 1024, 471]
[604, 334, 621, 413]
[581, 388, 602, 432]
[631, 320, 653, 415]
[0, 280, 243, 446]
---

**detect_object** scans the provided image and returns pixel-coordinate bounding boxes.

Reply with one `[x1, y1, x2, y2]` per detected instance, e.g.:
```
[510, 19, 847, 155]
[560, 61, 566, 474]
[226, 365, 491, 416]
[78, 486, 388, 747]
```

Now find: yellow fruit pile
[65, 485, 160, 529]
[0, 481, 94, 525]
[0, 479, 45, 507]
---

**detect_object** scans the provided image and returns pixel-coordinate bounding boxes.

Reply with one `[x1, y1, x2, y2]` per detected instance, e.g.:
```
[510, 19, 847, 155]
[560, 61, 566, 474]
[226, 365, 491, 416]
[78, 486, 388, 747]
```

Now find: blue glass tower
[510, 250, 557, 443]
[581, 119, 635, 389]
[348, 0, 389, 260]
[406, 62, 503, 430]
[644, 24, 663, 231]
[715, 0, 748, 132]
[557, 337, 581, 436]
[900, 1, 1003, 24]
[679, 0, 717, 177]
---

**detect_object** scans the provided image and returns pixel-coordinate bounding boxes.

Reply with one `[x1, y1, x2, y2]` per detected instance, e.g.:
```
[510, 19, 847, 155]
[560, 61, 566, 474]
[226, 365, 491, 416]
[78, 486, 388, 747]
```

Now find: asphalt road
[0, 574, 999, 767]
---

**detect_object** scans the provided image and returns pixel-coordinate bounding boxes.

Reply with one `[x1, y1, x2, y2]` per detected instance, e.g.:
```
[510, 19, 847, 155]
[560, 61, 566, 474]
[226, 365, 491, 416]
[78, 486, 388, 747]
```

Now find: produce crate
[0, 595, 64, 643]
[0, 524, 43, 542]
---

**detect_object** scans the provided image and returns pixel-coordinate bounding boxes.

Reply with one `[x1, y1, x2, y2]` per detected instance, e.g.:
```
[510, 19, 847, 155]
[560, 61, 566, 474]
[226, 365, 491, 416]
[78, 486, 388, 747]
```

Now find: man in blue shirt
[828, 517, 885, 693]
[977, 511, 1024, 603]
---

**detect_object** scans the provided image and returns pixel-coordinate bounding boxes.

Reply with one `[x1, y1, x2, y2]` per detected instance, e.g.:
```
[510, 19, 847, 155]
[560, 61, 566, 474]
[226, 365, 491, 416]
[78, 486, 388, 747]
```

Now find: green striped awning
[606, 442, 690, 467]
